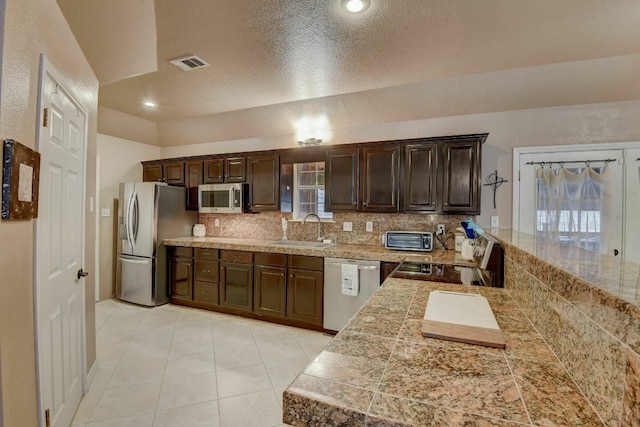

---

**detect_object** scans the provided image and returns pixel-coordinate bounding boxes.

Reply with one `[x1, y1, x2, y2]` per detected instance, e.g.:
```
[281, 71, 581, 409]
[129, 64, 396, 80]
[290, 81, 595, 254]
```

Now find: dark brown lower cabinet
[381, 262, 399, 282]
[194, 259, 219, 305]
[220, 261, 253, 312]
[254, 265, 287, 318]
[169, 257, 193, 301]
[168, 247, 324, 329]
[287, 256, 323, 327]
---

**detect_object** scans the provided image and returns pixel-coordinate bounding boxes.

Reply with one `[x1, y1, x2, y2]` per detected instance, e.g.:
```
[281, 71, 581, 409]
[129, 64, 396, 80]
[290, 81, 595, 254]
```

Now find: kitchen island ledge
[282, 278, 604, 427]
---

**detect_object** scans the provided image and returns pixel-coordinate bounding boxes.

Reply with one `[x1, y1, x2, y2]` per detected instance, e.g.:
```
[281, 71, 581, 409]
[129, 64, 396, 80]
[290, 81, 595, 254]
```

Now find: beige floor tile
[214, 344, 262, 371]
[256, 338, 306, 363]
[89, 381, 162, 422]
[88, 361, 117, 392]
[157, 371, 218, 409]
[165, 350, 215, 377]
[107, 357, 167, 388]
[264, 355, 311, 388]
[86, 412, 155, 426]
[153, 400, 220, 427]
[216, 363, 272, 398]
[218, 389, 282, 427]
[79, 299, 333, 427]
[71, 390, 102, 425]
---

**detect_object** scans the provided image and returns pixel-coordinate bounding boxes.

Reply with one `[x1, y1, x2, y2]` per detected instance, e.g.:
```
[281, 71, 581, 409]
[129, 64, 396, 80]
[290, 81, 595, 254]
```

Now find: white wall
[160, 100, 640, 229]
[97, 134, 161, 299]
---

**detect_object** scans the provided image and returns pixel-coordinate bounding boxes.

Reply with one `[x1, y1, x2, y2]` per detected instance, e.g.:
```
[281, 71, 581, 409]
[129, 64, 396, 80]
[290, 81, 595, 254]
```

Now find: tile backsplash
[198, 211, 471, 249]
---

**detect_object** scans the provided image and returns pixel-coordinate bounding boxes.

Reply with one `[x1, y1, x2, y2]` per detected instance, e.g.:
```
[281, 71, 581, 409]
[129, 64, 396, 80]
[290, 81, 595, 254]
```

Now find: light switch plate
[214, 218, 220, 227]
[491, 216, 499, 228]
[343, 222, 353, 232]
[366, 221, 373, 232]
[101, 208, 111, 217]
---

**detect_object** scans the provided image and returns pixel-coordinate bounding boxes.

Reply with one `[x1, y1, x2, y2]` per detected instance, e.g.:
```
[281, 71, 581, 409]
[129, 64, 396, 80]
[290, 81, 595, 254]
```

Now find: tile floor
[72, 299, 333, 427]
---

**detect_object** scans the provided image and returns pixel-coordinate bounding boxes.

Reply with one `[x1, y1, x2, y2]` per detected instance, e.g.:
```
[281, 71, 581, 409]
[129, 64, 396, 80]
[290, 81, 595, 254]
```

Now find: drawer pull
[202, 290, 210, 295]
[203, 269, 211, 273]
[202, 252, 211, 256]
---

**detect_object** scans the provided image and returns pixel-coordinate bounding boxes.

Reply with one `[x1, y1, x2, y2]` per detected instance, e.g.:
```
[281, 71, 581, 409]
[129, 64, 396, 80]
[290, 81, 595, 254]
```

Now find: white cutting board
[422, 290, 506, 348]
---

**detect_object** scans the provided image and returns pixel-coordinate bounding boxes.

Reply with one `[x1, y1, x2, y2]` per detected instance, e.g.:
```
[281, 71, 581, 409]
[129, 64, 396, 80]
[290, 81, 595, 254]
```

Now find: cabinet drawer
[289, 255, 323, 272]
[195, 260, 219, 282]
[221, 250, 253, 264]
[195, 248, 219, 260]
[168, 246, 193, 258]
[255, 252, 286, 267]
[194, 281, 219, 305]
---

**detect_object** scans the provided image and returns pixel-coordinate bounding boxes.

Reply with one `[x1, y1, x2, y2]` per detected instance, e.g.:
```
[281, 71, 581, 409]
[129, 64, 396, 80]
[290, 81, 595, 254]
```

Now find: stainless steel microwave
[198, 183, 248, 213]
[382, 231, 433, 252]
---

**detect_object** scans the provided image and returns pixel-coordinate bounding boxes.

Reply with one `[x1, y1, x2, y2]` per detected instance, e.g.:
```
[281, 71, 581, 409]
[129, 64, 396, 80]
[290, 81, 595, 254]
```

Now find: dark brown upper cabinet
[185, 160, 203, 210]
[225, 157, 246, 182]
[143, 163, 163, 182]
[247, 154, 280, 211]
[163, 161, 185, 186]
[441, 138, 481, 214]
[403, 143, 438, 212]
[325, 147, 359, 211]
[203, 158, 224, 183]
[203, 157, 246, 183]
[360, 145, 400, 213]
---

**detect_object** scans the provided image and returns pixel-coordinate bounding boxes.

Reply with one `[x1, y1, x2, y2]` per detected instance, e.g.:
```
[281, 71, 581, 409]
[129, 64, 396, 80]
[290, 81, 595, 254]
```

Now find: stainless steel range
[391, 232, 504, 287]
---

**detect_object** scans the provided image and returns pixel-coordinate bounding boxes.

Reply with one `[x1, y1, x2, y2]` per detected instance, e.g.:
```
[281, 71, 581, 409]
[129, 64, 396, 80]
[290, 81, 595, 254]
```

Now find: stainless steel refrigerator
[116, 182, 196, 306]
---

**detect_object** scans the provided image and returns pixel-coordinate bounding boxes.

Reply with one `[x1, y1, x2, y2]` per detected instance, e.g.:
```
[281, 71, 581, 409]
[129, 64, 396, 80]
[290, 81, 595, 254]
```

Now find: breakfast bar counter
[282, 278, 603, 426]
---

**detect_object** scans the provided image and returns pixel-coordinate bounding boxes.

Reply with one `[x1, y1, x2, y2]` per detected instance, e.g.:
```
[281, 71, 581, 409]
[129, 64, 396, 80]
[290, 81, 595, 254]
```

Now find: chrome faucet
[302, 213, 324, 241]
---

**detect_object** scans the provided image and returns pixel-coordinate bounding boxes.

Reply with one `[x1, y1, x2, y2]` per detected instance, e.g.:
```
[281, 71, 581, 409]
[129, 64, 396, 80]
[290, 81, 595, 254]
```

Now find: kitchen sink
[268, 240, 336, 249]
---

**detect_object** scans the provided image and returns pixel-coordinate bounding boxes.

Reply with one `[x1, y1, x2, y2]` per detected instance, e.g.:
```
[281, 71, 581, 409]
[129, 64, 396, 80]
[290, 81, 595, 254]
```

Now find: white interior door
[35, 59, 87, 427]
[625, 148, 640, 264]
[515, 148, 624, 258]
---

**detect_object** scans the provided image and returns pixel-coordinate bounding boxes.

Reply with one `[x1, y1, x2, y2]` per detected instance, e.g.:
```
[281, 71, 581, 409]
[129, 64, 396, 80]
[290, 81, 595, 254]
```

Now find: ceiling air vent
[169, 55, 210, 71]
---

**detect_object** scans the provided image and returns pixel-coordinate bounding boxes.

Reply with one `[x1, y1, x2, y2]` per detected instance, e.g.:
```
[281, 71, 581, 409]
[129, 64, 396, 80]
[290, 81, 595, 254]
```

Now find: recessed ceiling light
[143, 101, 157, 107]
[341, 0, 370, 13]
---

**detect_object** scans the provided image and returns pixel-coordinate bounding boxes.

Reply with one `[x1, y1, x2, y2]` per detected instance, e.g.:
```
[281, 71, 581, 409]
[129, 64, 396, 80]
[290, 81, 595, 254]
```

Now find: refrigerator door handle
[132, 192, 140, 244]
[120, 256, 149, 264]
[126, 189, 136, 249]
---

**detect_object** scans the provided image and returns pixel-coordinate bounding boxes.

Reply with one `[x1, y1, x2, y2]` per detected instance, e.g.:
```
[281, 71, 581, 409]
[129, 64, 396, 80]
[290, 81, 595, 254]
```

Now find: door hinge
[518, 170, 521, 181]
[45, 409, 51, 427]
[43, 108, 49, 128]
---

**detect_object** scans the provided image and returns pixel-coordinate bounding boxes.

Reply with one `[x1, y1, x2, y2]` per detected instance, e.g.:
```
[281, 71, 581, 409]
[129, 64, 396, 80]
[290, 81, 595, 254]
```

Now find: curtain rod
[525, 158, 616, 166]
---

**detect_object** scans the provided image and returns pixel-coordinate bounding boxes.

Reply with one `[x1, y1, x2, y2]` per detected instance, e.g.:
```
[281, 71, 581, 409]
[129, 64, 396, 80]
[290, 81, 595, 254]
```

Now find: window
[293, 162, 332, 220]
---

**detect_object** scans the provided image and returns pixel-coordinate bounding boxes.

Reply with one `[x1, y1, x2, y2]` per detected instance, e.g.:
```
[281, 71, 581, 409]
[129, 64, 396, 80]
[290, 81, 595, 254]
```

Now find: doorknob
[77, 269, 89, 280]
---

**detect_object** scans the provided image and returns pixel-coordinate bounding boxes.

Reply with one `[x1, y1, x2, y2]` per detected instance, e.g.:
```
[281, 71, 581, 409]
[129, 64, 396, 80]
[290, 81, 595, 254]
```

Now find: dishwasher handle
[358, 265, 379, 270]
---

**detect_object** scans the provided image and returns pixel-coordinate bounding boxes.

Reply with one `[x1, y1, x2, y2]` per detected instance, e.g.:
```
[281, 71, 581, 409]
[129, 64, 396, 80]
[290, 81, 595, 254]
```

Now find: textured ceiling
[58, 0, 640, 146]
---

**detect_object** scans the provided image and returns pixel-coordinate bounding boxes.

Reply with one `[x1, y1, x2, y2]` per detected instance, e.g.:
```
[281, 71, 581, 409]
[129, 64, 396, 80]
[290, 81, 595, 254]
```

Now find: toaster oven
[382, 231, 433, 252]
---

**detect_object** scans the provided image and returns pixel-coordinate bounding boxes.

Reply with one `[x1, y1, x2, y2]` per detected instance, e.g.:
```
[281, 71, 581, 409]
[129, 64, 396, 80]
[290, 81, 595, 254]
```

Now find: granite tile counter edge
[163, 237, 477, 266]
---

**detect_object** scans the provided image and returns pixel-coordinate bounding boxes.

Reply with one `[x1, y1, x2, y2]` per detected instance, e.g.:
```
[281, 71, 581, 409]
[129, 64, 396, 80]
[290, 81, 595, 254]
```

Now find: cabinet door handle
[280, 273, 285, 277]
[203, 269, 211, 273]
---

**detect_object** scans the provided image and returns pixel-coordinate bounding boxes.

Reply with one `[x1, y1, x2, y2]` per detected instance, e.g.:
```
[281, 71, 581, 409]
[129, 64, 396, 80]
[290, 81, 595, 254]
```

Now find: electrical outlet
[366, 221, 373, 232]
[491, 216, 499, 228]
[343, 222, 353, 232]
[101, 208, 111, 217]
[214, 218, 220, 227]
[437, 224, 445, 235]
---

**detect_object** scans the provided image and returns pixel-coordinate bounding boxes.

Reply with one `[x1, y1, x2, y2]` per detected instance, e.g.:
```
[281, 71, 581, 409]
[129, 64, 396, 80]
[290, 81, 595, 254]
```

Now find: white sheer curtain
[535, 164, 614, 254]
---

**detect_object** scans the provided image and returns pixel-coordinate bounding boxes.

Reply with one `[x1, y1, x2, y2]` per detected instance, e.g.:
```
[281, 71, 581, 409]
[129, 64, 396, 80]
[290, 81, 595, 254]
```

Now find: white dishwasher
[323, 258, 381, 332]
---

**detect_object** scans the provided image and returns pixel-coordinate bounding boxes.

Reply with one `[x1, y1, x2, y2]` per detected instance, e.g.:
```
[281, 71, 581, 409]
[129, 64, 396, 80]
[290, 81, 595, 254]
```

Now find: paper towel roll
[193, 224, 206, 237]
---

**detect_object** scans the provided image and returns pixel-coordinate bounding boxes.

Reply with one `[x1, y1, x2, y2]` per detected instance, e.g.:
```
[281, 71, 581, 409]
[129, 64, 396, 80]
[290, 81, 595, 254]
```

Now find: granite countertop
[163, 236, 477, 266]
[282, 278, 604, 427]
